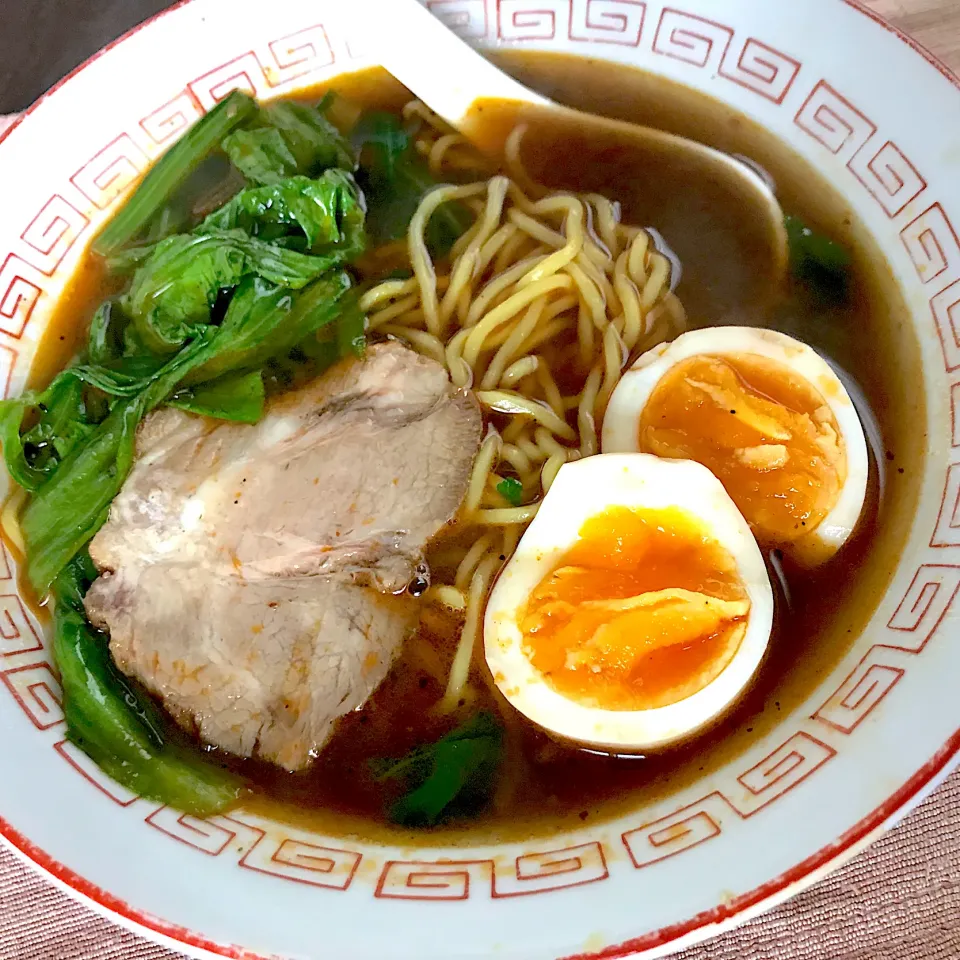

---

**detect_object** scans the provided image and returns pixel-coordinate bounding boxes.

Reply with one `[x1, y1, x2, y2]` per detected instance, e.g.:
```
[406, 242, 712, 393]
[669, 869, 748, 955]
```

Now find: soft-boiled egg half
[602, 327, 869, 566]
[484, 454, 774, 753]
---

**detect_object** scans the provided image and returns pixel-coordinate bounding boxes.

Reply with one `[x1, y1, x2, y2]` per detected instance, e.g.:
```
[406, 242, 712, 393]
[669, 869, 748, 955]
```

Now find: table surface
[1, 1, 960, 959]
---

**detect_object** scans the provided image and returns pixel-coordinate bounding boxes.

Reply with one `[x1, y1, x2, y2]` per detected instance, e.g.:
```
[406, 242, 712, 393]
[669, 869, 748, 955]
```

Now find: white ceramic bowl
[0, 2, 959, 958]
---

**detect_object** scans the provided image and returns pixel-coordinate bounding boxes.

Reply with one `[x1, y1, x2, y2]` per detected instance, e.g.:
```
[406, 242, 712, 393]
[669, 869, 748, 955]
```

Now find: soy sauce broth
[25, 52, 924, 844]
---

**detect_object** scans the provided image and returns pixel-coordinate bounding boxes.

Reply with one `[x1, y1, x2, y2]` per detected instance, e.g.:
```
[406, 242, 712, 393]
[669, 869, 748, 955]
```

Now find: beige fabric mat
[0, 768, 958, 958]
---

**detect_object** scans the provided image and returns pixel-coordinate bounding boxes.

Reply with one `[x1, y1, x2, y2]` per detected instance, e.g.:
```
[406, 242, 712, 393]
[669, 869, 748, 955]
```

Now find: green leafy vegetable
[200, 170, 365, 252]
[263, 100, 354, 176]
[94, 90, 258, 256]
[170, 370, 266, 423]
[87, 301, 127, 365]
[53, 552, 244, 816]
[374, 713, 503, 826]
[184, 272, 352, 385]
[222, 127, 301, 185]
[336, 293, 367, 360]
[496, 477, 524, 507]
[353, 112, 473, 257]
[785, 214, 851, 302]
[0, 375, 102, 492]
[122, 224, 359, 354]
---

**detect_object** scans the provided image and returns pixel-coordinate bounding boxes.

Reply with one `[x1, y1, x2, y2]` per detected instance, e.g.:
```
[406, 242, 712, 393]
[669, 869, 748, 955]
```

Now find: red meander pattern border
[0, 0, 957, 905]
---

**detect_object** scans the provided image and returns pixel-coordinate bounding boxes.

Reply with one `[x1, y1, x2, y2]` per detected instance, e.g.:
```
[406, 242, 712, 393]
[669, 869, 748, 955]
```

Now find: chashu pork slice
[84, 341, 481, 771]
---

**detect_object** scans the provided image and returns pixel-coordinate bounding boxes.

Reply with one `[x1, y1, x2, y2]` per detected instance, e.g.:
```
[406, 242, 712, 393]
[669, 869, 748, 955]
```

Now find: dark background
[0, 0, 171, 113]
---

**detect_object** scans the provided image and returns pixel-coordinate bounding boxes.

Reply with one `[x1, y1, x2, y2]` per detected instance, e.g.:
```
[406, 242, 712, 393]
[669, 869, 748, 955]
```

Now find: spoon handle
[349, 0, 549, 125]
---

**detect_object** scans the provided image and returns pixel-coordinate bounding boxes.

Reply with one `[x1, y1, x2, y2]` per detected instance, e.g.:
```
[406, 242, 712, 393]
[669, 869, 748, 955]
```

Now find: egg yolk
[638, 353, 846, 548]
[520, 506, 749, 711]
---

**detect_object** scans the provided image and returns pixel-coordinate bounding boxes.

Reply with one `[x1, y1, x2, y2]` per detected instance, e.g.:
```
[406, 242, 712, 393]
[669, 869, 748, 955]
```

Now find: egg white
[602, 326, 869, 566]
[484, 453, 774, 753]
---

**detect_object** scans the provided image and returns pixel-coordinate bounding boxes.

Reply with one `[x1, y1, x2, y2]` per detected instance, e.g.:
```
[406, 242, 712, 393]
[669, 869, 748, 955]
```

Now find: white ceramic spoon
[350, 0, 790, 317]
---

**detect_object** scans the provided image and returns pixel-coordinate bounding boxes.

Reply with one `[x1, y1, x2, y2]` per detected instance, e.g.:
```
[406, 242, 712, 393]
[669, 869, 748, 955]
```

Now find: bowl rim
[0, 2, 959, 958]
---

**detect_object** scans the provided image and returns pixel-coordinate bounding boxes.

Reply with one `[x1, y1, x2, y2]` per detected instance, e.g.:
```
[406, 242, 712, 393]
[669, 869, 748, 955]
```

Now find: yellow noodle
[428, 134, 471, 176]
[566, 261, 606, 328]
[501, 442, 533, 475]
[587, 193, 621, 254]
[534, 426, 569, 460]
[464, 254, 551, 327]
[596, 322, 627, 418]
[543, 294, 579, 322]
[516, 433, 545, 464]
[614, 251, 643, 350]
[627, 230, 651, 285]
[502, 525, 521, 558]
[641, 253, 671, 312]
[455, 533, 494, 592]
[464, 427, 503, 515]
[536, 361, 565, 418]
[516, 317, 573, 356]
[409, 183, 488, 336]
[463, 275, 572, 366]
[475, 223, 519, 277]
[441, 553, 501, 710]
[426, 585, 468, 611]
[501, 417, 527, 444]
[576, 250, 620, 317]
[500, 355, 540, 388]
[665, 292, 687, 333]
[517, 205, 584, 285]
[507, 209, 566, 248]
[541, 453, 567, 494]
[440, 177, 510, 326]
[367, 293, 421, 331]
[477, 390, 577, 442]
[358, 108, 687, 707]
[476, 505, 540, 525]
[503, 124, 542, 197]
[444, 327, 474, 389]
[380, 324, 447, 365]
[578, 365, 603, 458]
[492, 226, 536, 277]
[359, 278, 419, 311]
[480, 297, 546, 389]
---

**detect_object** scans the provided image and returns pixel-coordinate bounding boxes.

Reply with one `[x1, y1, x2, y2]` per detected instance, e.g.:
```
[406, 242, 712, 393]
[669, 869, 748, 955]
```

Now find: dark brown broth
[26, 53, 924, 844]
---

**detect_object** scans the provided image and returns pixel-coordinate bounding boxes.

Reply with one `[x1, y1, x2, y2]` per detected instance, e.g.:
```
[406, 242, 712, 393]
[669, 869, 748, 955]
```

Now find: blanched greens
[123, 227, 356, 353]
[373, 712, 503, 826]
[496, 476, 524, 507]
[785, 213, 851, 303]
[200, 170, 366, 253]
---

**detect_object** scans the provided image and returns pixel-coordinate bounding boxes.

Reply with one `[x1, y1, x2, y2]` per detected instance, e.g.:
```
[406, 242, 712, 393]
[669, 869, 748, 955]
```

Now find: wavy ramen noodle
[359, 102, 687, 710]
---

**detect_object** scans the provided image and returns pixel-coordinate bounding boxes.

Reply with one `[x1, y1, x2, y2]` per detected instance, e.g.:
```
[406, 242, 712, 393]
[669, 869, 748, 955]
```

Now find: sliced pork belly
[84, 342, 481, 771]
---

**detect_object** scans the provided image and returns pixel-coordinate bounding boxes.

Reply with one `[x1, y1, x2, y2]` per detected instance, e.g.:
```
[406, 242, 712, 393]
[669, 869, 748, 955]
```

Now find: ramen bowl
[0, 1, 958, 958]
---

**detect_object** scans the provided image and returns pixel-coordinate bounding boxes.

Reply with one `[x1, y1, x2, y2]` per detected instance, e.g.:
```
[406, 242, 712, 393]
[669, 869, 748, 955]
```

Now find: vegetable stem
[93, 91, 258, 256]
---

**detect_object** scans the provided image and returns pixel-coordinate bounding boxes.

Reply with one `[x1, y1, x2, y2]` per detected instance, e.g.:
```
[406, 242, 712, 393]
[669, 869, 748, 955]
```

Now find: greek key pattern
[375, 842, 608, 899]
